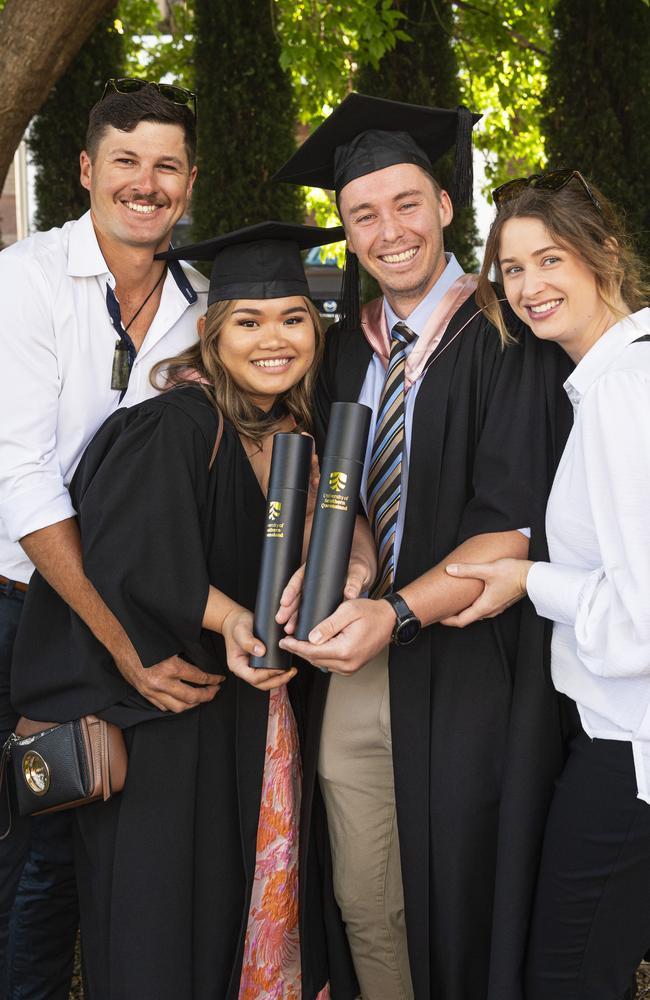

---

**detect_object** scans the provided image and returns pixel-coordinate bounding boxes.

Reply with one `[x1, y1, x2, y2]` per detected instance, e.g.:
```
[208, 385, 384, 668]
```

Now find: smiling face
[79, 121, 197, 255]
[498, 216, 621, 362]
[338, 162, 453, 317]
[202, 296, 317, 410]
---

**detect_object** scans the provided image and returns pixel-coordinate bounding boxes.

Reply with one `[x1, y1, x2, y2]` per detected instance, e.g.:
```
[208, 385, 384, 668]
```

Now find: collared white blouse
[527, 309, 650, 801]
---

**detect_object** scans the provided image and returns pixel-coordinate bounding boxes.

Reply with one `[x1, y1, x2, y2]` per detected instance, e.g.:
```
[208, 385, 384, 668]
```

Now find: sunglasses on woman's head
[100, 78, 197, 120]
[492, 169, 601, 212]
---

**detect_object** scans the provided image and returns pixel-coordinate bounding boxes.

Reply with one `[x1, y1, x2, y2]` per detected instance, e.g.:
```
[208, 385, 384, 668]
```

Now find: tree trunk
[0, 0, 117, 195]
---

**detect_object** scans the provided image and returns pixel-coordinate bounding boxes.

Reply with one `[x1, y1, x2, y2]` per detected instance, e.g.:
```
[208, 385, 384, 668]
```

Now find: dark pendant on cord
[107, 264, 167, 392]
[111, 342, 131, 391]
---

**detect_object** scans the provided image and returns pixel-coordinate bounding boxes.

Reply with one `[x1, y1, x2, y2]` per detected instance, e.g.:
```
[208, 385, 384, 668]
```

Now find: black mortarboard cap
[156, 221, 345, 306]
[272, 92, 481, 208]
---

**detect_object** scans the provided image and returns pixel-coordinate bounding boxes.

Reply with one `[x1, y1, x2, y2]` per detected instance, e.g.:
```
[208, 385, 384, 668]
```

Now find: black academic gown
[11, 385, 357, 1000]
[304, 293, 575, 1000]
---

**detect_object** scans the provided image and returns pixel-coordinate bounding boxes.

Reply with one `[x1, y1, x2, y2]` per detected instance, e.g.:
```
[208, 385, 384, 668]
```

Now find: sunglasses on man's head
[101, 78, 197, 120]
[492, 169, 601, 212]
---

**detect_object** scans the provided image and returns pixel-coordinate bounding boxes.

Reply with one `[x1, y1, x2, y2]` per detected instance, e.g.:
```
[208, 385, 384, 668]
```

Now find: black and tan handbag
[0, 715, 127, 835]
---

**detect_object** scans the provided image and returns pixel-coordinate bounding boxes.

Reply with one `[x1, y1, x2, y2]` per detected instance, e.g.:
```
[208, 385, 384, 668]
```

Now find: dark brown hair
[151, 297, 324, 445]
[85, 86, 197, 166]
[477, 179, 650, 344]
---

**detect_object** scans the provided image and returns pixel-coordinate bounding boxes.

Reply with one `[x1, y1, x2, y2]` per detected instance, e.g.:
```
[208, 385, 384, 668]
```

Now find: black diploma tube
[250, 433, 313, 670]
[295, 401, 372, 640]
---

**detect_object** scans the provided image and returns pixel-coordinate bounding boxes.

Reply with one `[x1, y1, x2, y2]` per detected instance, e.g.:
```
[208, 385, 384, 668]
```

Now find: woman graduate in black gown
[10, 223, 362, 1000]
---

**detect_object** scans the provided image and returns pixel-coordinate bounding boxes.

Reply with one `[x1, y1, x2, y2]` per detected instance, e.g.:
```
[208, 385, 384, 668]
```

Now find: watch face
[395, 616, 420, 645]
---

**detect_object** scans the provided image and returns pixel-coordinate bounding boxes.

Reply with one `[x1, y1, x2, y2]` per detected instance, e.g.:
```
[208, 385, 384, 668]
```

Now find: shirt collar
[67, 211, 110, 278]
[167, 257, 198, 304]
[67, 212, 197, 304]
[564, 308, 650, 409]
[384, 253, 464, 338]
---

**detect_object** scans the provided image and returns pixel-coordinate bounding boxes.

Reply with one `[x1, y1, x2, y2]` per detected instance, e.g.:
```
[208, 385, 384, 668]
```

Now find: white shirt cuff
[0, 484, 76, 542]
[527, 561, 593, 627]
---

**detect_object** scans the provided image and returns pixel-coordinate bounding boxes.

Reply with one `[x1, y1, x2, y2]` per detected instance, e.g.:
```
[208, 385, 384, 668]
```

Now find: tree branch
[452, 0, 549, 57]
[0, 0, 117, 194]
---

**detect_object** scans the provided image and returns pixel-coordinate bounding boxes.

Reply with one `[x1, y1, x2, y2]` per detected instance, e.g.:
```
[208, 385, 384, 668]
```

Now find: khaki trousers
[318, 649, 414, 1000]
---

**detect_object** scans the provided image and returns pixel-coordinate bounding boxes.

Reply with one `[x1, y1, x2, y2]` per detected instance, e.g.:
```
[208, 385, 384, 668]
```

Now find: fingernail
[446, 564, 458, 575]
[309, 629, 322, 644]
[254, 644, 263, 655]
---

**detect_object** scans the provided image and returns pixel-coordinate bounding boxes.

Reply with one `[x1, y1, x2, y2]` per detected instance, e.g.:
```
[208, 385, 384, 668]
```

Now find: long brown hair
[151, 296, 324, 444]
[477, 179, 650, 345]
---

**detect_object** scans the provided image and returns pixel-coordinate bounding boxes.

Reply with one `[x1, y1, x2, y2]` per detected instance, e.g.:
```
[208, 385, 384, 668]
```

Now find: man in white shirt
[0, 81, 216, 998]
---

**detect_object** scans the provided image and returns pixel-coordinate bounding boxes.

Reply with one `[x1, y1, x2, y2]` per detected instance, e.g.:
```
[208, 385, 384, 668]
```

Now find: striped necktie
[367, 321, 418, 597]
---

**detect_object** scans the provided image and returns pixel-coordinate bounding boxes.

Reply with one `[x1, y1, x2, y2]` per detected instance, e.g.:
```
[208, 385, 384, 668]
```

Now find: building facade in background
[0, 143, 29, 248]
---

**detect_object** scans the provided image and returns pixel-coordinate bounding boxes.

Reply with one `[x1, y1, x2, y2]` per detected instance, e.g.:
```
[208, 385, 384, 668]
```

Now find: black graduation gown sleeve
[76, 393, 213, 669]
[456, 309, 548, 542]
[11, 388, 221, 723]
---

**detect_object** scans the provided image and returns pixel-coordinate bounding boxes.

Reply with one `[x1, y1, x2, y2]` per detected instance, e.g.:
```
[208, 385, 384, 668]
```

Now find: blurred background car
[303, 245, 343, 324]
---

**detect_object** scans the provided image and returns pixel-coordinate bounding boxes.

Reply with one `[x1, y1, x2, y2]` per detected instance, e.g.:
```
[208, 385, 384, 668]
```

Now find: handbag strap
[0, 734, 16, 840]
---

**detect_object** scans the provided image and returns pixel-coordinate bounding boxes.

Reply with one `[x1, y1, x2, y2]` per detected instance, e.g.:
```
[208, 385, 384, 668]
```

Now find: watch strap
[384, 592, 413, 623]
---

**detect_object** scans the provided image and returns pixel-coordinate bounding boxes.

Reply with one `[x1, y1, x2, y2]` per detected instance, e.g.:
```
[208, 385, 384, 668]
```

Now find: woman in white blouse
[444, 170, 650, 999]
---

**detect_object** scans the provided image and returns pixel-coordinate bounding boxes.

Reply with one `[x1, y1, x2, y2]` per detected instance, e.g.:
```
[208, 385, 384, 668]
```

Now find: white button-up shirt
[527, 309, 650, 801]
[0, 211, 208, 583]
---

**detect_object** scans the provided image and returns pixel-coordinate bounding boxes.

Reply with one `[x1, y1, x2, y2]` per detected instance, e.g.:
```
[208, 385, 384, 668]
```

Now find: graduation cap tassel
[340, 248, 361, 331]
[451, 106, 475, 208]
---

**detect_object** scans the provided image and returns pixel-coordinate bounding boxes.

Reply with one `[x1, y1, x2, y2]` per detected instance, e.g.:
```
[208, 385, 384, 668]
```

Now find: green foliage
[274, 0, 412, 250]
[543, 0, 650, 263]
[119, 0, 195, 91]
[453, 0, 553, 192]
[29, 15, 123, 231]
[356, 0, 479, 273]
[274, 0, 410, 126]
[191, 0, 303, 244]
[30, 0, 650, 273]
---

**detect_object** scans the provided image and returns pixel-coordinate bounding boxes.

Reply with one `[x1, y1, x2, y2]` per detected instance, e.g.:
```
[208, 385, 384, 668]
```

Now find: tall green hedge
[543, 0, 650, 264]
[355, 0, 479, 273]
[29, 15, 123, 231]
[191, 0, 303, 242]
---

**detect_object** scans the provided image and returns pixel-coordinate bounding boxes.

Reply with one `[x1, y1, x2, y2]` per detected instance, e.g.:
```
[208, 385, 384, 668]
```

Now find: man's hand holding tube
[279, 530, 531, 674]
[276, 514, 377, 630]
[275, 514, 380, 672]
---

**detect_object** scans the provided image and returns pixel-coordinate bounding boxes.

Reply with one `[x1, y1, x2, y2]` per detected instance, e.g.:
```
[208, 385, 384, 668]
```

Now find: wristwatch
[382, 592, 421, 646]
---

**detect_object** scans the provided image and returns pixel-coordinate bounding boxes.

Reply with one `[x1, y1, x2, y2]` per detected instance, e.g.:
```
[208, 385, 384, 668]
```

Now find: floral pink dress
[238, 685, 330, 1000]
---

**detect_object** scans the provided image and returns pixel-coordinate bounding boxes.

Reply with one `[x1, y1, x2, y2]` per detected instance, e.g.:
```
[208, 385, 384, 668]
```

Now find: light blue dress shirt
[358, 253, 464, 567]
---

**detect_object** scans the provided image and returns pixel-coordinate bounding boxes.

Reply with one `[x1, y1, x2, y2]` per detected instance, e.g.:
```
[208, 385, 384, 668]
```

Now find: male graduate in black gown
[276, 94, 573, 1000]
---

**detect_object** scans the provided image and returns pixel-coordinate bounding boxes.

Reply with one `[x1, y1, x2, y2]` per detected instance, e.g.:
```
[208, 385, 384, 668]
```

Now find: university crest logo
[328, 471, 347, 492]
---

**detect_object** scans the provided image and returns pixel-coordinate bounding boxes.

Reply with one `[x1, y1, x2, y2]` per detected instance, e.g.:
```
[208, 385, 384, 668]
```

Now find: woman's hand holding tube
[221, 607, 297, 691]
[204, 585, 295, 690]
[442, 558, 534, 627]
